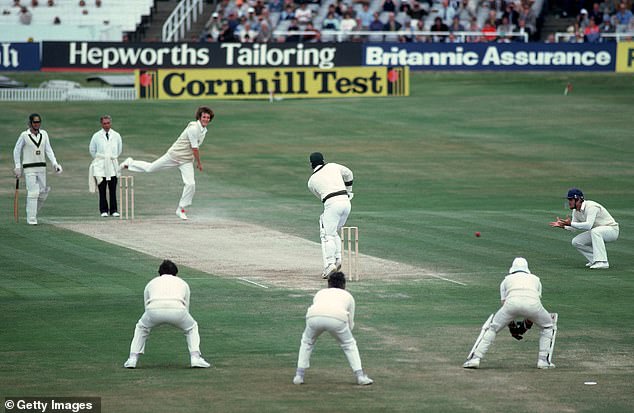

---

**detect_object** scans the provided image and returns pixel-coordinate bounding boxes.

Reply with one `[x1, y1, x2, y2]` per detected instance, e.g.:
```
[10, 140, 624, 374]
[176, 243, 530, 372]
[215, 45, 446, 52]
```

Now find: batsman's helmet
[29, 113, 42, 125]
[509, 257, 530, 274]
[566, 188, 584, 200]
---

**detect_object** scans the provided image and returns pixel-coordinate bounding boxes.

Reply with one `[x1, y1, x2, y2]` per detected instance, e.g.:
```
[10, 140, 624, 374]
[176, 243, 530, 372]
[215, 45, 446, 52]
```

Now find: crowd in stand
[560, 0, 634, 42]
[2, 0, 103, 26]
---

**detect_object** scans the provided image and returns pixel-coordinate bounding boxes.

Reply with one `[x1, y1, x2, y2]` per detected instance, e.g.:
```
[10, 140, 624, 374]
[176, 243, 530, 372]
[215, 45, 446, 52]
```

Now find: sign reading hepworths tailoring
[136, 67, 409, 100]
[0, 42, 40, 71]
[364, 43, 616, 71]
[42, 42, 361, 70]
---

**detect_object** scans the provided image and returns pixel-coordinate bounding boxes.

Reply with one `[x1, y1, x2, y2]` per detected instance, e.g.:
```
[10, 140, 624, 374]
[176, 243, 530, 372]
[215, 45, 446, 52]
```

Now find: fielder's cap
[566, 188, 584, 200]
[580, 8, 588, 14]
[509, 257, 530, 274]
[309, 152, 325, 166]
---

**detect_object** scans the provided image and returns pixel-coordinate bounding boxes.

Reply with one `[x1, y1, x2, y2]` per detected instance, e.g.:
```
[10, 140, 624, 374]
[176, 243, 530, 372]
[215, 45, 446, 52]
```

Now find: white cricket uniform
[13, 129, 59, 224]
[89, 128, 122, 180]
[128, 274, 202, 355]
[565, 200, 619, 264]
[296, 287, 364, 372]
[308, 163, 354, 268]
[127, 120, 207, 209]
[472, 270, 554, 361]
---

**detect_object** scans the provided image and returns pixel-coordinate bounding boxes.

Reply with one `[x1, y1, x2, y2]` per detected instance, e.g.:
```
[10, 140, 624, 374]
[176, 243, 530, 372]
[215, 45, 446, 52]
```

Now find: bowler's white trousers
[127, 153, 195, 208]
[571, 225, 619, 263]
[474, 297, 554, 360]
[297, 316, 362, 372]
[129, 308, 201, 355]
[319, 197, 351, 268]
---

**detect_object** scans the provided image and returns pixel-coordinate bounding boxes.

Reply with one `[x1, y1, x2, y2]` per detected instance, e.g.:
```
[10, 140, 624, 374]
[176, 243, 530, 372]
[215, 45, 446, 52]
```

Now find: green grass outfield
[1, 72, 633, 412]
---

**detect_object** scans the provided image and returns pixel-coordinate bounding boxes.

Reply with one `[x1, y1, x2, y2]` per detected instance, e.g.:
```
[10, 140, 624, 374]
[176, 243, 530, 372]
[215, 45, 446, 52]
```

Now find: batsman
[13, 113, 63, 225]
[463, 257, 557, 369]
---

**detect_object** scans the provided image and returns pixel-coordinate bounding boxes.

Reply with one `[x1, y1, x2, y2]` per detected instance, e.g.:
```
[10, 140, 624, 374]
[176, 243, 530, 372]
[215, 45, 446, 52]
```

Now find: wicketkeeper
[463, 257, 557, 369]
[13, 113, 63, 225]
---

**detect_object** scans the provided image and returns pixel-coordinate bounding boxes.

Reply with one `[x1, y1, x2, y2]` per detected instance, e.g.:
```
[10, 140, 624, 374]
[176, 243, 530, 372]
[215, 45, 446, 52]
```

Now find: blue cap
[566, 188, 584, 200]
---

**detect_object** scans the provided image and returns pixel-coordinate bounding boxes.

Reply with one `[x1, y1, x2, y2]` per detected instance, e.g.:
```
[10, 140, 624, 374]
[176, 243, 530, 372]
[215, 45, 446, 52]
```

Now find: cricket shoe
[292, 375, 304, 385]
[27, 219, 38, 225]
[321, 263, 337, 279]
[176, 207, 188, 220]
[123, 357, 138, 369]
[585, 262, 593, 267]
[191, 356, 211, 368]
[463, 357, 480, 369]
[112, 212, 120, 217]
[589, 261, 609, 269]
[335, 259, 342, 271]
[101, 212, 109, 217]
[357, 375, 374, 385]
[537, 360, 555, 369]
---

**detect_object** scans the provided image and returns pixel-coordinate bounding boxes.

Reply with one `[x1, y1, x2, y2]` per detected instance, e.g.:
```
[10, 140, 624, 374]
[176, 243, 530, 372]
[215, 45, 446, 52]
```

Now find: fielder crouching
[463, 257, 557, 370]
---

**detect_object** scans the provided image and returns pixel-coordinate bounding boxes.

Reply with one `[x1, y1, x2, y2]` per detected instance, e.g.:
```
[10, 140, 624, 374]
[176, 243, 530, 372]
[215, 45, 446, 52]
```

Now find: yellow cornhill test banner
[615, 41, 634, 73]
[136, 67, 409, 100]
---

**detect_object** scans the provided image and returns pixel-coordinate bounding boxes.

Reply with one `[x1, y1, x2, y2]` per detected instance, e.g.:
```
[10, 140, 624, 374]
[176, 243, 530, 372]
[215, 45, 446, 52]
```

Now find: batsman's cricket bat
[14, 178, 19, 223]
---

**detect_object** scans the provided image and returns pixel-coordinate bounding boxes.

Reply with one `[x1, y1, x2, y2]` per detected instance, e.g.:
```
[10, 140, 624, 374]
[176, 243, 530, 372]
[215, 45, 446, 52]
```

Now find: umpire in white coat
[124, 259, 211, 369]
[13, 113, 63, 225]
[89, 115, 122, 217]
[463, 257, 557, 369]
[307, 152, 354, 279]
[293, 271, 373, 385]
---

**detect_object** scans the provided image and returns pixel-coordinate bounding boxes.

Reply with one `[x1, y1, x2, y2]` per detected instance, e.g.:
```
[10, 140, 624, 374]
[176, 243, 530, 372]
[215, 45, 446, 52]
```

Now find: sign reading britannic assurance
[135, 67, 409, 100]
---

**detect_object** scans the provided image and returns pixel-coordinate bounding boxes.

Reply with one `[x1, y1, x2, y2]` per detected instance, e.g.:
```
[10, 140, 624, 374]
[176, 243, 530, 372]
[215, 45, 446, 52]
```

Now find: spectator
[217, 20, 235, 42]
[466, 17, 483, 42]
[584, 16, 601, 42]
[53, 15, 61, 24]
[335, 0, 349, 17]
[269, 0, 284, 12]
[226, 11, 240, 31]
[303, 21, 321, 42]
[31, 0, 38, 7]
[368, 11, 384, 40]
[399, 0, 412, 13]
[383, 11, 402, 41]
[502, 1, 519, 26]
[78, 0, 85, 6]
[514, 18, 531, 41]
[95, 0, 101, 7]
[598, 14, 614, 40]
[408, 1, 428, 22]
[382, 0, 397, 12]
[430, 16, 449, 42]
[588, 2, 603, 25]
[256, 18, 272, 42]
[614, 2, 633, 32]
[239, 22, 257, 42]
[518, 3, 537, 38]
[47, 0, 54, 6]
[281, 3, 295, 20]
[245, 7, 260, 31]
[18, 6, 32, 24]
[357, 3, 373, 29]
[253, 0, 265, 15]
[577, 8, 590, 31]
[205, 12, 222, 39]
[286, 17, 301, 41]
[449, 15, 465, 39]
[483, 9, 500, 28]
[497, 15, 515, 41]
[482, 20, 498, 41]
[414, 18, 429, 42]
[13, 0, 21, 7]
[322, 11, 340, 30]
[437, 0, 456, 25]
[295, 2, 312, 24]
[340, 11, 357, 40]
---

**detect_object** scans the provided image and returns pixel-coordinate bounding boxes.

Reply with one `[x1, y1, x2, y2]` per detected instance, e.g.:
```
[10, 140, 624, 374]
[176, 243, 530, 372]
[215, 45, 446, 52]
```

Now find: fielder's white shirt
[567, 200, 618, 231]
[306, 287, 356, 330]
[89, 128, 122, 178]
[167, 120, 208, 163]
[308, 163, 354, 202]
[500, 272, 542, 301]
[144, 274, 191, 310]
[13, 129, 59, 174]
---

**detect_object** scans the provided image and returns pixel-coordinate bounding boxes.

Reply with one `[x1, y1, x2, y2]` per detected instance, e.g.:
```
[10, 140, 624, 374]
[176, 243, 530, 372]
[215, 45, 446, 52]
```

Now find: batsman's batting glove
[14, 167, 22, 178]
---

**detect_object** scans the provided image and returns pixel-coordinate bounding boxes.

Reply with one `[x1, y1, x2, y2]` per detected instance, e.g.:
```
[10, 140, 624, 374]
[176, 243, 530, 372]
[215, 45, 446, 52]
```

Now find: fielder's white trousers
[24, 172, 50, 224]
[297, 316, 363, 372]
[319, 198, 351, 268]
[571, 225, 619, 263]
[127, 154, 195, 208]
[474, 297, 554, 360]
[128, 308, 201, 355]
